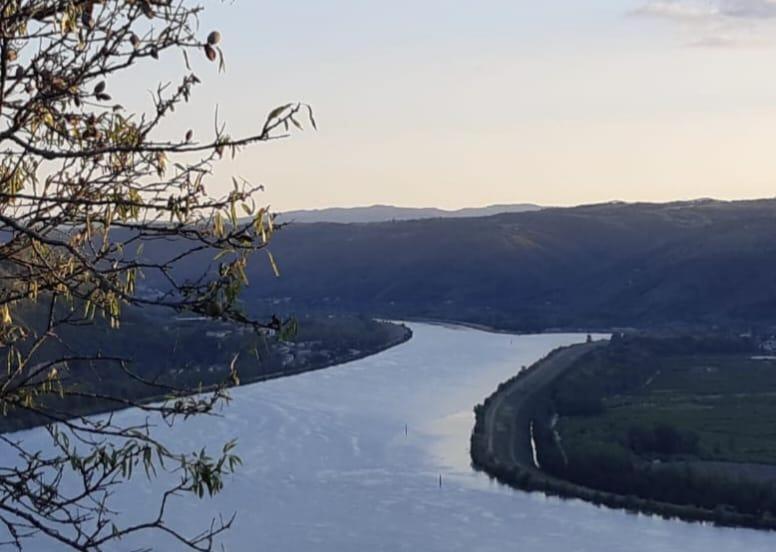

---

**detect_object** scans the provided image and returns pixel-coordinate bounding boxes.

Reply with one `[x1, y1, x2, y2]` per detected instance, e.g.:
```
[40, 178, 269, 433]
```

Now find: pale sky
[121, 1, 776, 210]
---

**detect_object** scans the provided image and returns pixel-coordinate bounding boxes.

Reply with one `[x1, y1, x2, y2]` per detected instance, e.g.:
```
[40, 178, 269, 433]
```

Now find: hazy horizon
[106, 1, 776, 212]
[278, 195, 776, 212]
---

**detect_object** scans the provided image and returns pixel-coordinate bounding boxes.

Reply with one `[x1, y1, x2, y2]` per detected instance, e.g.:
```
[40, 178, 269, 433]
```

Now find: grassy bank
[470, 337, 776, 532]
[1, 318, 412, 434]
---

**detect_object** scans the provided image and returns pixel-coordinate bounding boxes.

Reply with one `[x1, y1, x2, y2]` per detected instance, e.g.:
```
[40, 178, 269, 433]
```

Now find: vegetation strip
[470, 339, 776, 531]
[3, 321, 412, 435]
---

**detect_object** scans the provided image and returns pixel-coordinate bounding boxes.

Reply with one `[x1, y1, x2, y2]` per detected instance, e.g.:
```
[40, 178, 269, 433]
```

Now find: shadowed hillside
[234, 199, 776, 331]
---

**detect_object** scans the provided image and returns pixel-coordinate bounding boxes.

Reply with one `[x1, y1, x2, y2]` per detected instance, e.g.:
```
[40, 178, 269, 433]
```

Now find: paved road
[483, 341, 605, 470]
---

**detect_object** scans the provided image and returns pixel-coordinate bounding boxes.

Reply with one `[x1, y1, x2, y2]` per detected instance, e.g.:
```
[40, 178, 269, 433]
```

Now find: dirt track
[483, 341, 605, 470]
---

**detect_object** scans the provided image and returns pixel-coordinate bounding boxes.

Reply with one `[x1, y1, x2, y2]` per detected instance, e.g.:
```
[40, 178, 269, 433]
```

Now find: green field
[529, 336, 776, 519]
[558, 353, 776, 465]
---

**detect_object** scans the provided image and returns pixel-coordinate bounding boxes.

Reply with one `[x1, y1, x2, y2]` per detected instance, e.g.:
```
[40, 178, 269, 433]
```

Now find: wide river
[25, 323, 776, 550]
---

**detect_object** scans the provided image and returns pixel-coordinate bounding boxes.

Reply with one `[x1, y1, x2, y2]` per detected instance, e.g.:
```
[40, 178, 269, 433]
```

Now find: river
[23, 323, 776, 550]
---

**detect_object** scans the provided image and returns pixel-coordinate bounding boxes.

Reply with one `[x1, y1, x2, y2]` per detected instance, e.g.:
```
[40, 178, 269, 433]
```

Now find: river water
[23, 323, 776, 550]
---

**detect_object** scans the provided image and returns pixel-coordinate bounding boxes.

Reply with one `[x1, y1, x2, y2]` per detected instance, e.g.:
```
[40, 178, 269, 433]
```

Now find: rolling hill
[233, 198, 776, 332]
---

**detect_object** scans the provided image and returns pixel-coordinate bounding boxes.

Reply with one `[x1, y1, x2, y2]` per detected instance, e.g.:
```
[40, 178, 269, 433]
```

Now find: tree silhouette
[0, 1, 313, 549]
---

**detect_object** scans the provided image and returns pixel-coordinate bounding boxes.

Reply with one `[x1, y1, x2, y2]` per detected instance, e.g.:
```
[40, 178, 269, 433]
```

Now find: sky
[124, 1, 776, 210]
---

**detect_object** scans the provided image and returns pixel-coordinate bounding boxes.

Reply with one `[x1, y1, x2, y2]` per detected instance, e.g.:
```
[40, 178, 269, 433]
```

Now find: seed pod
[205, 301, 223, 317]
[207, 31, 221, 45]
[204, 44, 217, 62]
[94, 81, 106, 95]
[81, 12, 94, 29]
[141, 2, 154, 19]
[185, 129, 193, 142]
[96, 92, 111, 102]
[130, 33, 140, 48]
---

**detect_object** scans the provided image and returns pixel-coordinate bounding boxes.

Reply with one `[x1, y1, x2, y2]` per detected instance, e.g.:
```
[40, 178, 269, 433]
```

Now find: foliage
[470, 338, 776, 530]
[0, 315, 411, 434]
[544, 336, 776, 518]
[0, 1, 313, 550]
[627, 424, 700, 457]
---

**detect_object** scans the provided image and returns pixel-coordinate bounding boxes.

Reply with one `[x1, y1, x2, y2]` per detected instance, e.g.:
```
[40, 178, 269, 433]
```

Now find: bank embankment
[470, 340, 776, 532]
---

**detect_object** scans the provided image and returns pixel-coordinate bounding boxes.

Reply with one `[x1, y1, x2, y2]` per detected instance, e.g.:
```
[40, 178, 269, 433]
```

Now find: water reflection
[26, 324, 776, 551]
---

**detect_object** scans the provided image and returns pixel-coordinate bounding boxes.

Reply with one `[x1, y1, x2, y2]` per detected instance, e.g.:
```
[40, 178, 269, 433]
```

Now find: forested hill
[234, 199, 776, 332]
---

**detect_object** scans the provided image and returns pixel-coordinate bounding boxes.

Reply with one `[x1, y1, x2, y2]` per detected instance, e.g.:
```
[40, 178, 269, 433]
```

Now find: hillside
[230, 199, 776, 332]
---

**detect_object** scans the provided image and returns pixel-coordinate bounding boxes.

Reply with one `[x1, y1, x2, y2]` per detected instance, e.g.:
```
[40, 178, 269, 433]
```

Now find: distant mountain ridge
[276, 203, 542, 224]
[247, 198, 776, 332]
[138, 197, 776, 333]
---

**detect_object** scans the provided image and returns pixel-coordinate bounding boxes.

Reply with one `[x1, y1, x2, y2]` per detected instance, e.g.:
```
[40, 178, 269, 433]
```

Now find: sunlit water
[23, 323, 776, 551]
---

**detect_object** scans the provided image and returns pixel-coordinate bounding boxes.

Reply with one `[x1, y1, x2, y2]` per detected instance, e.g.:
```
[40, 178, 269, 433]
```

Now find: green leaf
[266, 250, 280, 277]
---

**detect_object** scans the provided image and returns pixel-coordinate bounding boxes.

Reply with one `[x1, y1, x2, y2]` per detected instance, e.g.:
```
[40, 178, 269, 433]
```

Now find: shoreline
[400, 316, 621, 336]
[3, 323, 414, 436]
[470, 340, 776, 533]
[237, 323, 413, 387]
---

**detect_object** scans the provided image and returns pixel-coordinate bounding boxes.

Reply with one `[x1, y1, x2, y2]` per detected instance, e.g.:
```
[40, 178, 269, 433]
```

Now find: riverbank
[239, 322, 412, 386]
[402, 316, 620, 336]
[470, 340, 776, 532]
[1, 321, 413, 435]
